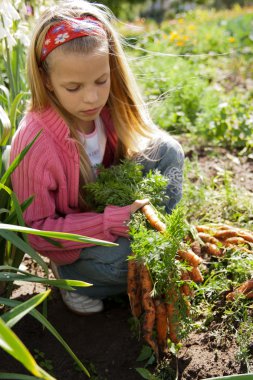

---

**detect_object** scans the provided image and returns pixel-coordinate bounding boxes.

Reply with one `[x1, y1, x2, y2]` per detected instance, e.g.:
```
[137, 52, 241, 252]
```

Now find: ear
[39, 67, 54, 92]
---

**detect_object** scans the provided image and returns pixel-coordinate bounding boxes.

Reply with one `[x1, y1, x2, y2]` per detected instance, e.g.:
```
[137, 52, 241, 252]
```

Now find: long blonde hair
[27, 0, 159, 208]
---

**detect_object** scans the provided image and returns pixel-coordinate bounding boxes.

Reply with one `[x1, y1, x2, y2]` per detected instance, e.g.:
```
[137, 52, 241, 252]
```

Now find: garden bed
[1, 147, 253, 380]
[1, 260, 251, 380]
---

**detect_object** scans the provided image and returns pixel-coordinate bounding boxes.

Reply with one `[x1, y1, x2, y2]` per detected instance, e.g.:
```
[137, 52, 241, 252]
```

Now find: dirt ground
[1, 146, 253, 380]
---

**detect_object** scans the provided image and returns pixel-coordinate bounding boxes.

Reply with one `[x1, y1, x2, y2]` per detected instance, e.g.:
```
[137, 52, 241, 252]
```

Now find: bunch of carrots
[128, 207, 253, 358]
[84, 160, 253, 358]
[190, 223, 253, 301]
[128, 204, 204, 358]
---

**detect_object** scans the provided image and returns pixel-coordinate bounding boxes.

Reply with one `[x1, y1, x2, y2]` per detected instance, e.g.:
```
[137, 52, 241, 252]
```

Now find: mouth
[80, 107, 100, 116]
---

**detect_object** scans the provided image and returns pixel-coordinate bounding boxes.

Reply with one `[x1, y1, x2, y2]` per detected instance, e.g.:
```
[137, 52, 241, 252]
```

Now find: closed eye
[96, 79, 108, 85]
[66, 87, 80, 92]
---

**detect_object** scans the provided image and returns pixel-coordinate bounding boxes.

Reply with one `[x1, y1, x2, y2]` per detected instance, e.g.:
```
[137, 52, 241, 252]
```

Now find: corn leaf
[0, 297, 90, 377]
[0, 229, 49, 274]
[0, 265, 91, 290]
[0, 317, 56, 380]
[0, 131, 42, 185]
[0, 84, 10, 103]
[0, 374, 42, 379]
[0, 223, 117, 246]
[9, 92, 27, 135]
[4, 196, 34, 224]
[0, 105, 11, 146]
[2, 290, 51, 328]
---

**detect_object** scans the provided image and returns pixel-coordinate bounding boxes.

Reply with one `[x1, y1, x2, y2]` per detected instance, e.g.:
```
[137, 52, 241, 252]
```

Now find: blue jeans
[58, 134, 184, 299]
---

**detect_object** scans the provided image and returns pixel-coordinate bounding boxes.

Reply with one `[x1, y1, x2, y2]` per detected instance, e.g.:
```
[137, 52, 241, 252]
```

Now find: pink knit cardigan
[10, 106, 131, 265]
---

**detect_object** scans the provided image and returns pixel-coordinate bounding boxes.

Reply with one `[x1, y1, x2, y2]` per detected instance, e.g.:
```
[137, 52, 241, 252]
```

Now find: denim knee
[136, 133, 184, 213]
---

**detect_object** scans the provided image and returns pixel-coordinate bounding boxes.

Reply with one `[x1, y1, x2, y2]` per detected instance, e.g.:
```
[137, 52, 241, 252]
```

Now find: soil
[1, 146, 253, 380]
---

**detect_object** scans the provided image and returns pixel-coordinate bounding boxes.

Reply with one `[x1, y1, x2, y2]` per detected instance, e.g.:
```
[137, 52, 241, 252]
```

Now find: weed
[34, 349, 54, 375]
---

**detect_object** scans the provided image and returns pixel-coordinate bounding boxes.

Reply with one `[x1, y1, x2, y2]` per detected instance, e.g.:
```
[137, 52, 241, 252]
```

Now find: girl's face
[45, 47, 111, 131]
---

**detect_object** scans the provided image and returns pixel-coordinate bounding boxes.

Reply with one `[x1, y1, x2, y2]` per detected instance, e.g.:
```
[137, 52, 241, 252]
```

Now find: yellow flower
[188, 24, 196, 31]
[169, 31, 179, 41]
[178, 18, 184, 24]
[182, 35, 189, 41]
[176, 40, 185, 46]
[228, 37, 235, 43]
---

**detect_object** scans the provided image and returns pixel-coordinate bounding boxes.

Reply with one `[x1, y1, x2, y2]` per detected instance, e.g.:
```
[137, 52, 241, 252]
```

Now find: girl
[10, 0, 184, 315]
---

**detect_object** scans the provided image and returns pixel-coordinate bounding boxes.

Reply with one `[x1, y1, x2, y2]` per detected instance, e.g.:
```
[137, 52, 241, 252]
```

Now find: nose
[82, 87, 98, 104]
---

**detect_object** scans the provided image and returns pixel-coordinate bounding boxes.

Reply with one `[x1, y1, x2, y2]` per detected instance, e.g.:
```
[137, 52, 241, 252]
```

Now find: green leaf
[0, 374, 42, 379]
[0, 317, 56, 380]
[0, 105, 11, 146]
[0, 297, 90, 378]
[1, 131, 42, 185]
[0, 84, 10, 102]
[0, 229, 48, 274]
[2, 290, 51, 328]
[136, 345, 153, 362]
[0, 270, 91, 291]
[4, 196, 34, 224]
[135, 368, 159, 380]
[0, 223, 117, 246]
[9, 92, 27, 135]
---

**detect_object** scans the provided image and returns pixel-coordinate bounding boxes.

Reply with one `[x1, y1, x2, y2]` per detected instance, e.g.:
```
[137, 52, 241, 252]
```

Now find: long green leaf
[0, 105, 11, 146]
[0, 94, 8, 106]
[0, 297, 90, 377]
[0, 223, 117, 246]
[1, 131, 42, 185]
[11, 192, 27, 231]
[0, 271, 91, 291]
[0, 374, 42, 379]
[4, 196, 34, 224]
[3, 36, 16, 100]
[0, 317, 56, 380]
[0, 230, 49, 274]
[10, 92, 27, 135]
[2, 290, 51, 328]
[0, 84, 10, 102]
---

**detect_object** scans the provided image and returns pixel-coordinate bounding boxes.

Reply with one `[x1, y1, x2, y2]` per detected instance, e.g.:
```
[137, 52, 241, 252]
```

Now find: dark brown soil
[0, 272, 250, 380]
[1, 147, 253, 380]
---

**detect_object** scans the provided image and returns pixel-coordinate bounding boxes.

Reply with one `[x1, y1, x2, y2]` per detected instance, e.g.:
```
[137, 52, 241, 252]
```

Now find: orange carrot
[198, 232, 220, 246]
[180, 271, 193, 297]
[177, 248, 203, 267]
[195, 225, 212, 233]
[141, 204, 166, 233]
[224, 237, 249, 246]
[190, 240, 202, 256]
[155, 300, 168, 353]
[166, 300, 179, 344]
[184, 298, 191, 316]
[214, 229, 241, 240]
[204, 242, 222, 257]
[226, 279, 253, 301]
[237, 231, 253, 243]
[211, 223, 235, 230]
[214, 228, 253, 243]
[245, 291, 253, 299]
[127, 257, 142, 318]
[140, 264, 158, 356]
[189, 267, 204, 283]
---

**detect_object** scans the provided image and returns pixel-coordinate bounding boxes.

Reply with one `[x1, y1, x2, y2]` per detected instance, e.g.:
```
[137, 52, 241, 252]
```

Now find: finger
[131, 199, 150, 214]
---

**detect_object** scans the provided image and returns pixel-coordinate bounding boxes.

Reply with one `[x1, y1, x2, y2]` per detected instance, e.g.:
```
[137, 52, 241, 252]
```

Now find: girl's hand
[130, 199, 149, 214]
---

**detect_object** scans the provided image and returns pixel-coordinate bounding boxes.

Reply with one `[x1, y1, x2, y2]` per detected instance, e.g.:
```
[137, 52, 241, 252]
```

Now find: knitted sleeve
[10, 115, 131, 265]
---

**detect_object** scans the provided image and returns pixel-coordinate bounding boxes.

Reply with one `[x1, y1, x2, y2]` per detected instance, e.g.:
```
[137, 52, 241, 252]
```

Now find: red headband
[41, 16, 107, 62]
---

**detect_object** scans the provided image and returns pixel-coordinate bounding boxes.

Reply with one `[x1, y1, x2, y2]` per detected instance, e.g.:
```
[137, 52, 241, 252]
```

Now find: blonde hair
[27, 0, 159, 209]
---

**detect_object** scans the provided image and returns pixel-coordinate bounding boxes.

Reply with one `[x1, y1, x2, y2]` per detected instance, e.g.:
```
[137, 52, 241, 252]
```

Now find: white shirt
[78, 116, 106, 168]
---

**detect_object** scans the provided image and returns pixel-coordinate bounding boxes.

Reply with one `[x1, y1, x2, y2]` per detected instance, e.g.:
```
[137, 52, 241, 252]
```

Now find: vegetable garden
[0, 2, 253, 380]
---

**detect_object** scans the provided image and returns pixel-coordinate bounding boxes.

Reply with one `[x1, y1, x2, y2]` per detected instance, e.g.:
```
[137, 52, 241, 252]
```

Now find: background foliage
[0, 0, 253, 378]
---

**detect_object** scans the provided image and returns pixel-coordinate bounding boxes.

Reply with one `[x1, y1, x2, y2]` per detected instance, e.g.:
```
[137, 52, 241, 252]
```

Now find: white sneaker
[50, 261, 103, 315]
[61, 290, 103, 315]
